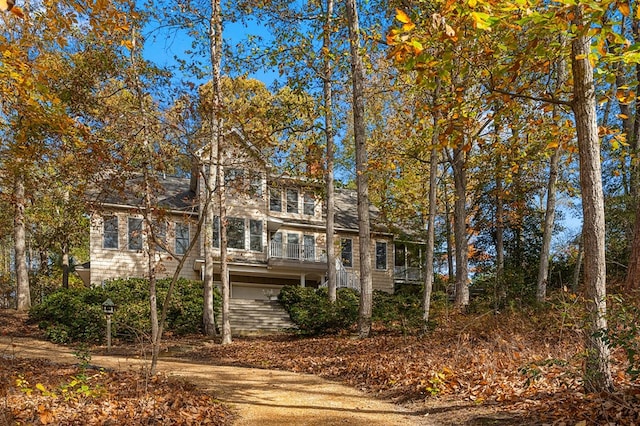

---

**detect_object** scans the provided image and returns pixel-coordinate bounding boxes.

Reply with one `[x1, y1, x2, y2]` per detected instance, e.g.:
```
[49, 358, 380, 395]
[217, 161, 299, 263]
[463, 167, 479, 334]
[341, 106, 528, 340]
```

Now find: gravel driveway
[0, 336, 424, 425]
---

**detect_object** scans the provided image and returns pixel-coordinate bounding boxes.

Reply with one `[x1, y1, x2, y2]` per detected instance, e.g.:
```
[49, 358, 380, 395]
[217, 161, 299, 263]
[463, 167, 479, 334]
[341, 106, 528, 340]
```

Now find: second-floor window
[250, 220, 263, 251]
[286, 189, 299, 213]
[175, 222, 190, 255]
[341, 238, 353, 267]
[269, 188, 282, 212]
[228, 217, 245, 249]
[128, 218, 143, 251]
[303, 193, 315, 216]
[224, 168, 244, 191]
[376, 241, 387, 270]
[103, 216, 118, 249]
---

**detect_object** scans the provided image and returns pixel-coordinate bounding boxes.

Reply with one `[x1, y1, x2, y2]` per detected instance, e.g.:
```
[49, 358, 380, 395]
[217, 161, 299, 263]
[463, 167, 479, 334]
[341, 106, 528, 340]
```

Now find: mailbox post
[102, 298, 116, 352]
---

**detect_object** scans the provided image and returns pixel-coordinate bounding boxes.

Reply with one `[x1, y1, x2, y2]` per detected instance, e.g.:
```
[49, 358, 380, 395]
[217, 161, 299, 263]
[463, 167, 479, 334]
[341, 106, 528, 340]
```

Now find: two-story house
[83, 132, 402, 304]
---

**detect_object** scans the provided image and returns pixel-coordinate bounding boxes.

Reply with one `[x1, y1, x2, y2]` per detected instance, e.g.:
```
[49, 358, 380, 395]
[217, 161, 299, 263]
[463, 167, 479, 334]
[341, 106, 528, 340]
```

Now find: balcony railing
[269, 241, 327, 263]
[394, 266, 423, 283]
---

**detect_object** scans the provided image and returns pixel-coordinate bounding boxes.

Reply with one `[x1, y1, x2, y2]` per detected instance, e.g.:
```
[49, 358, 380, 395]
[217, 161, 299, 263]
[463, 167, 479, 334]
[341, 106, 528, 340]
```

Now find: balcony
[268, 241, 328, 272]
[394, 266, 423, 283]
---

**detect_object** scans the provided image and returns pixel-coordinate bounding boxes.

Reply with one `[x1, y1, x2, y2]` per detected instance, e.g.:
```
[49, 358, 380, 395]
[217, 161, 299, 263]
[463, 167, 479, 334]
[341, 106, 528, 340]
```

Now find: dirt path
[0, 336, 426, 425]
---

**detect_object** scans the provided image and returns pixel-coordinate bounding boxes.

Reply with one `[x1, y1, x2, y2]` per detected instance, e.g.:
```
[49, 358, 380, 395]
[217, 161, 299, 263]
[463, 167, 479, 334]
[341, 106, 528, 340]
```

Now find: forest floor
[1, 303, 640, 425]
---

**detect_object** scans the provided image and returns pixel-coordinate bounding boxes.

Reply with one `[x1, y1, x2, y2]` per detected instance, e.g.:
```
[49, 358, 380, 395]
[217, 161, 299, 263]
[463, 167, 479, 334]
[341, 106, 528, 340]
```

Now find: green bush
[372, 290, 424, 333]
[30, 278, 217, 344]
[30, 289, 106, 344]
[278, 286, 358, 335]
[279, 286, 426, 335]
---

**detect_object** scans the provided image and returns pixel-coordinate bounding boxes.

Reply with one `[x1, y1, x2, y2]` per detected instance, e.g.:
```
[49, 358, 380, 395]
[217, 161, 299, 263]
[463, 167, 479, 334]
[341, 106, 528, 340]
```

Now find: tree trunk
[203, 146, 217, 336]
[626, 206, 640, 289]
[209, 0, 231, 345]
[571, 6, 613, 392]
[14, 174, 30, 311]
[451, 146, 469, 308]
[61, 242, 70, 289]
[323, 0, 337, 303]
[444, 187, 454, 288]
[345, 0, 372, 338]
[423, 81, 441, 327]
[536, 145, 562, 302]
[495, 160, 505, 307]
[537, 45, 567, 302]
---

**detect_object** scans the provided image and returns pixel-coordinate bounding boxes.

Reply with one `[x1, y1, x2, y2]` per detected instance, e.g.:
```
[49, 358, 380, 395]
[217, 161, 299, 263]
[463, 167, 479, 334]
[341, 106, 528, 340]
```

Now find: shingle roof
[95, 174, 198, 212]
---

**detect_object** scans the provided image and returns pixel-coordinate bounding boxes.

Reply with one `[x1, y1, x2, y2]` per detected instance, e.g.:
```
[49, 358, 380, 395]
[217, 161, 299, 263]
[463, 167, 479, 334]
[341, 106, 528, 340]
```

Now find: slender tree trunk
[423, 81, 441, 327]
[572, 230, 584, 292]
[129, 27, 161, 374]
[626, 207, 640, 289]
[444, 187, 454, 288]
[451, 146, 469, 308]
[323, 0, 337, 303]
[571, 6, 613, 392]
[345, 0, 372, 338]
[495, 160, 505, 307]
[536, 145, 562, 302]
[209, 0, 231, 344]
[14, 174, 30, 311]
[537, 45, 567, 302]
[203, 151, 217, 335]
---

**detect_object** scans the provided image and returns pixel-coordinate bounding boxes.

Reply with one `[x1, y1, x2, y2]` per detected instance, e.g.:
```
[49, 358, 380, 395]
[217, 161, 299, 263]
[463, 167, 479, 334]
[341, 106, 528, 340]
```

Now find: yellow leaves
[396, 9, 410, 24]
[471, 12, 494, 31]
[546, 141, 559, 150]
[121, 39, 134, 51]
[468, 0, 478, 7]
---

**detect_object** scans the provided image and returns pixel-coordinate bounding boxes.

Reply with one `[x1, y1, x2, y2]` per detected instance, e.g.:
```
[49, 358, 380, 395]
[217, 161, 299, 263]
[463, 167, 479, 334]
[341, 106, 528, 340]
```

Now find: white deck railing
[269, 241, 327, 263]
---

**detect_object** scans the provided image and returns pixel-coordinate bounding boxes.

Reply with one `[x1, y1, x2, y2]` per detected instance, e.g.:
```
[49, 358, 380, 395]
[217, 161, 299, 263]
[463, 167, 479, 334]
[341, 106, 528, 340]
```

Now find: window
[376, 241, 387, 270]
[303, 193, 315, 216]
[213, 216, 220, 248]
[341, 238, 353, 267]
[224, 168, 244, 190]
[303, 235, 315, 260]
[228, 217, 245, 249]
[286, 189, 299, 213]
[287, 233, 300, 259]
[128, 218, 143, 250]
[175, 222, 190, 255]
[269, 188, 282, 212]
[250, 220, 263, 251]
[103, 216, 118, 249]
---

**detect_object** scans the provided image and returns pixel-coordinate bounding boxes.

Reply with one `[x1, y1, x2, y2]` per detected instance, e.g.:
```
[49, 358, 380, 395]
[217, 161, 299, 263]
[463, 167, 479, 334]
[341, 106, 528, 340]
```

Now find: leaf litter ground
[2, 302, 640, 425]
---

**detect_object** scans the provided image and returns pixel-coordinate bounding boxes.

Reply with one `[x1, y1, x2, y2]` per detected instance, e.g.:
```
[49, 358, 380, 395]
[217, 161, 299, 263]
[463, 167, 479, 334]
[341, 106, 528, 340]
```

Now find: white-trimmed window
[287, 233, 300, 259]
[286, 189, 299, 213]
[250, 220, 263, 252]
[375, 241, 387, 270]
[303, 193, 315, 216]
[128, 218, 143, 250]
[228, 217, 245, 249]
[341, 238, 353, 267]
[269, 188, 282, 212]
[249, 172, 263, 196]
[175, 222, 190, 255]
[103, 216, 119, 249]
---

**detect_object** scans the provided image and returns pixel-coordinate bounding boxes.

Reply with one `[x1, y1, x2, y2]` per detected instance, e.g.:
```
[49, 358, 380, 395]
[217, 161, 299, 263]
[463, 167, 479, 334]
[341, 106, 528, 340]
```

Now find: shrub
[278, 286, 358, 335]
[372, 290, 423, 333]
[30, 289, 106, 344]
[30, 278, 216, 344]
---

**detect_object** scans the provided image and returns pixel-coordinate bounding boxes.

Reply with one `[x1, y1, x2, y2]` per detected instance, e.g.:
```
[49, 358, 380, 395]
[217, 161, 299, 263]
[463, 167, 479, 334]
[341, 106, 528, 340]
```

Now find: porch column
[300, 273, 306, 287]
